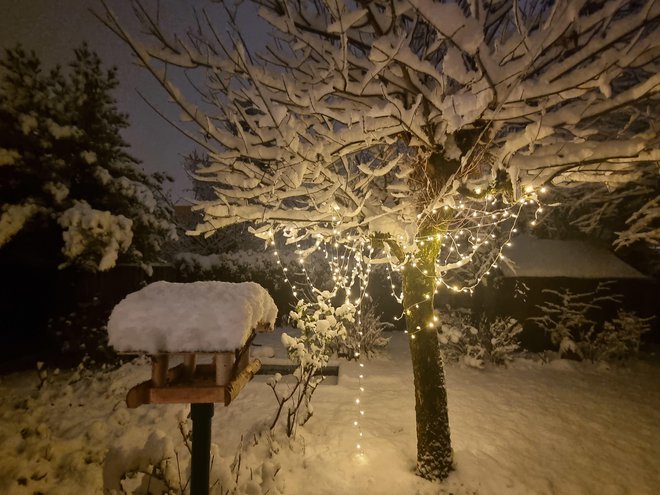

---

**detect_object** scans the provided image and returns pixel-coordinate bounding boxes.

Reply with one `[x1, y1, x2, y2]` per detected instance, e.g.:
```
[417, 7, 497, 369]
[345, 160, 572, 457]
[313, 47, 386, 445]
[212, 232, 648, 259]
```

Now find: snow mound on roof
[500, 234, 645, 279]
[108, 281, 277, 353]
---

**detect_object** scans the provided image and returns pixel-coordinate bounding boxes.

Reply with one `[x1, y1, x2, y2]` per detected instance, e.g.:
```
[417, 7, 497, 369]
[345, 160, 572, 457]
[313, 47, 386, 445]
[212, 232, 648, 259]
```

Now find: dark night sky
[0, 0, 265, 204]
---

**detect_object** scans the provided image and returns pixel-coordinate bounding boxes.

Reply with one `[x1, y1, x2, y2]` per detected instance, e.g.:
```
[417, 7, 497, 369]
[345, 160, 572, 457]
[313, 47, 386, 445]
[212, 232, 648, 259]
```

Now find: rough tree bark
[402, 231, 452, 480]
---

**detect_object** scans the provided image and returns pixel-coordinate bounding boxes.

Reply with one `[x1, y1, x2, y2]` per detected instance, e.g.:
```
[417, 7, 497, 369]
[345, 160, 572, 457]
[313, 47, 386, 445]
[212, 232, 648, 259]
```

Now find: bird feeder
[122, 328, 268, 409]
[107, 281, 277, 495]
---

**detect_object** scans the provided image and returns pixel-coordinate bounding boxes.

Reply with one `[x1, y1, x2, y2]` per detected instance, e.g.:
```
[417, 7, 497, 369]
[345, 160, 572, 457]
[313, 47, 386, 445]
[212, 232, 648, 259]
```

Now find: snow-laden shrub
[336, 303, 391, 360]
[174, 250, 293, 325]
[103, 410, 284, 495]
[436, 307, 522, 368]
[437, 307, 483, 367]
[269, 292, 355, 437]
[588, 311, 653, 361]
[174, 248, 331, 289]
[487, 317, 524, 365]
[103, 430, 178, 494]
[530, 284, 620, 359]
[529, 285, 651, 362]
[174, 250, 284, 286]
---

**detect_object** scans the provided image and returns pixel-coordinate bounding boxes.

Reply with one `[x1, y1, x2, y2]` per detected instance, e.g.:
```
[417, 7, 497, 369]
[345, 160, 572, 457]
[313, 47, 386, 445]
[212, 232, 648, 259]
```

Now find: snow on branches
[99, 0, 658, 263]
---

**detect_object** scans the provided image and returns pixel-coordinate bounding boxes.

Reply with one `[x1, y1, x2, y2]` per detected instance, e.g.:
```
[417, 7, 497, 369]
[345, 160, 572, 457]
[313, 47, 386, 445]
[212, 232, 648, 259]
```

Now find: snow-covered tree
[0, 45, 176, 273]
[101, 0, 659, 480]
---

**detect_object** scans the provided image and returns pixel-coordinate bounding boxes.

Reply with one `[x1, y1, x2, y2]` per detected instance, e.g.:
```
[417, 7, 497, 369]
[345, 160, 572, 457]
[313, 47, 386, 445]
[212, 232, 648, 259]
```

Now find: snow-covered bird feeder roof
[108, 281, 277, 354]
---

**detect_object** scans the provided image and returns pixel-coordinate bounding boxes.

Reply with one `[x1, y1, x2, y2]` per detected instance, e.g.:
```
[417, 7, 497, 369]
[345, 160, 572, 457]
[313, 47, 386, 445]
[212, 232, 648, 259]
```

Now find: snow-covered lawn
[1, 331, 659, 494]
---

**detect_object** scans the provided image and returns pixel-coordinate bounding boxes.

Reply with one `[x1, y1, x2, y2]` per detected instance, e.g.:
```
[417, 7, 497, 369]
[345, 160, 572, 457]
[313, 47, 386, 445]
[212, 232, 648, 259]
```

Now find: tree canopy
[102, 1, 658, 254]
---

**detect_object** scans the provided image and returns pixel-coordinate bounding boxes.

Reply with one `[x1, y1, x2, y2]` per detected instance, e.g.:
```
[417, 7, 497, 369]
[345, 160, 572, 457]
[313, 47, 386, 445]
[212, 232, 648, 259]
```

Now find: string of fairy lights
[264, 185, 548, 455]
[268, 219, 371, 457]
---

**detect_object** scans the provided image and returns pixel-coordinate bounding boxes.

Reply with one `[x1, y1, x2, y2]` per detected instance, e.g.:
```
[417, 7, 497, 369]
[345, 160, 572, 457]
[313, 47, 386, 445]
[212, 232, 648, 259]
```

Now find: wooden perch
[125, 358, 263, 408]
[224, 359, 262, 404]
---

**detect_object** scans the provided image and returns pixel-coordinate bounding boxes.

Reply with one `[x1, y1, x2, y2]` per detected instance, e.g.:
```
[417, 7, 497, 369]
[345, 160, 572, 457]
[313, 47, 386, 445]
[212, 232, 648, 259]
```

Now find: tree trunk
[403, 235, 453, 481]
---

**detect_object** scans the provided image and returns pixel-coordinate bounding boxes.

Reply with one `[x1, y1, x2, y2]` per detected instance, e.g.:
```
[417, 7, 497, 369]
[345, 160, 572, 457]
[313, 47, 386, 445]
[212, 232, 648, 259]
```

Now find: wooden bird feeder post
[107, 281, 277, 495]
[124, 337, 266, 495]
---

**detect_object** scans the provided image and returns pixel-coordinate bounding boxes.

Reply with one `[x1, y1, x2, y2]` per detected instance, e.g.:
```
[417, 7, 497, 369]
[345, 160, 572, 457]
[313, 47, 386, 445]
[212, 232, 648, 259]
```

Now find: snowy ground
[1, 331, 659, 495]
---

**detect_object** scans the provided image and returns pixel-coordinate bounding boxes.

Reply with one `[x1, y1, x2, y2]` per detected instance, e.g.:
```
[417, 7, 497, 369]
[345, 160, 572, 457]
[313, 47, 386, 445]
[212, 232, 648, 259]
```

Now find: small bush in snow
[601, 311, 652, 360]
[47, 296, 115, 365]
[173, 248, 334, 319]
[174, 250, 284, 287]
[103, 410, 283, 495]
[436, 306, 522, 368]
[530, 284, 651, 362]
[335, 303, 391, 360]
[530, 283, 620, 359]
[437, 307, 483, 367]
[175, 249, 331, 288]
[269, 292, 355, 437]
[487, 317, 524, 365]
[103, 430, 179, 494]
[580, 310, 652, 362]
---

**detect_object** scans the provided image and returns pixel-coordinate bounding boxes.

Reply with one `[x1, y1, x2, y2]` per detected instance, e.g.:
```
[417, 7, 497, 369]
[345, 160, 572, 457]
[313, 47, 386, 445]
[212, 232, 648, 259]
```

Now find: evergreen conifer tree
[0, 44, 176, 273]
